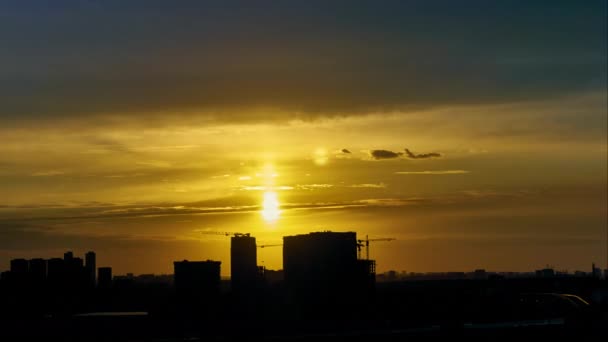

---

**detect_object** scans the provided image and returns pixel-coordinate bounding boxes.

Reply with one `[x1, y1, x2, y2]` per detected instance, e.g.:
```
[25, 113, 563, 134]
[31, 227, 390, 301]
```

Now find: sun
[313, 147, 328, 165]
[261, 191, 281, 222]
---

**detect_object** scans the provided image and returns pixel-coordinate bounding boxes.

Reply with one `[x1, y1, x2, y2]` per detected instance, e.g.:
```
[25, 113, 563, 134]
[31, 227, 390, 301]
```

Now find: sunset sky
[1, 1, 606, 276]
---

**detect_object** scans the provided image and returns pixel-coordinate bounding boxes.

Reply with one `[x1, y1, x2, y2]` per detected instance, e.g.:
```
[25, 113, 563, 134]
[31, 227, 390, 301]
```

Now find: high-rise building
[283, 231, 375, 318]
[230, 233, 258, 293]
[283, 231, 358, 288]
[63, 251, 73, 261]
[85, 251, 96, 287]
[98, 267, 112, 288]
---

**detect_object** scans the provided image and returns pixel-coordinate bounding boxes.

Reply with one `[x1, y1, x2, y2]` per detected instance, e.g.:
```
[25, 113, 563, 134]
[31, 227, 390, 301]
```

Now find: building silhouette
[28, 258, 47, 284]
[66, 257, 85, 289]
[47, 257, 65, 289]
[10, 259, 28, 274]
[230, 233, 258, 293]
[173, 260, 221, 317]
[261, 268, 284, 285]
[1, 240, 607, 338]
[8, 259, 29, 288]
[174, 260, 221, 294]
[98, 267, 112, 288]
[85, 251, 96, 287]
[283, 231, 375, 318]
[536, 268, 556, 278]
[63, 251, 73, 261]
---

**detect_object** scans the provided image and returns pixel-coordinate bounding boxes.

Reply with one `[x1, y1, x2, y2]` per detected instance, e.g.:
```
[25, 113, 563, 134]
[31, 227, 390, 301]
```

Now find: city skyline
[4, 237, 605, 281]
[1, 1, 607, 276]
[2, 230, 607, 277]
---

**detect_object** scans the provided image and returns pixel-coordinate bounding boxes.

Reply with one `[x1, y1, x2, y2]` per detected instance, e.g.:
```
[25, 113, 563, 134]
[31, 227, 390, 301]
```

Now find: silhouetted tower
[284, 231, 358, 285]
[85, 251, 96, 287]
[592, 262, 602, 278]
[64, 251, 73, 261]
[283, 231, 375, 318]
[230, 233, 258, 293]
[98, 267, 112, 288]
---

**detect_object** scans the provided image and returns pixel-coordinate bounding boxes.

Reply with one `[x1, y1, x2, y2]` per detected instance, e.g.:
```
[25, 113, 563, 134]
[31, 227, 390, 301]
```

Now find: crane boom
[257, 244, 282, 248]
[199, 231, 248, 237]
[357, 235, 395, 260]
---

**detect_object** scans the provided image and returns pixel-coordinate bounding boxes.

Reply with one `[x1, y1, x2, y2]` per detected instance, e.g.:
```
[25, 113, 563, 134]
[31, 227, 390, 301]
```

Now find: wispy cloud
[135, 160, 172, 168]
[31, 170, 67, 177]
[349, 183, 386, 188]
[0, 198, 423, 222]
[132, 145, 200, 152]
[104, 173, 146, 178]
[395, 170, 469, 175]
[459, 189, 536, 198]
[296, 184, 334, 190]
[240, 186, 294, 191]
[297, 183, 385, 190]
[404, 148, 441, 159]
[0, 187, 547, 224]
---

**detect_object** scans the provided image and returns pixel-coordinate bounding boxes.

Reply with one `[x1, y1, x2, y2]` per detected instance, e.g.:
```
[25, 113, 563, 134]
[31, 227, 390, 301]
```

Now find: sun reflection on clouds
[256, 163, 282, 223]
[313, 148, 328, 165]
[261, 191, 281, 222]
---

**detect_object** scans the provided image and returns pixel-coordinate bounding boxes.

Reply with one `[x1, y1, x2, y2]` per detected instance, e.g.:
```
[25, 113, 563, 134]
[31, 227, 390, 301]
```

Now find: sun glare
[313, 148, 328, 165]
[262, 191, 281, 222]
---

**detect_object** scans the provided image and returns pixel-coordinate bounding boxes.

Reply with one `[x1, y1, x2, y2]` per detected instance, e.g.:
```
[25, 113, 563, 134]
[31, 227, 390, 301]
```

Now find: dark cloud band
[0, 1, 604, 125]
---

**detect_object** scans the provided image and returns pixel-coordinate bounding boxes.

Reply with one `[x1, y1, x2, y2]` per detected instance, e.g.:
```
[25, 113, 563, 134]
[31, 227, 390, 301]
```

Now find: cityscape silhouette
[1, 230, 607, 340]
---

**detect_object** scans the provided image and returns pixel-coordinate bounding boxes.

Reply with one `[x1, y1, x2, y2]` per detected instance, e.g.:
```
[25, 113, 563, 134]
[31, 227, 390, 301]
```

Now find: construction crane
[198, 231, 249, 237]
[357, 235, 395, 260]
[257, 244, 282, 248]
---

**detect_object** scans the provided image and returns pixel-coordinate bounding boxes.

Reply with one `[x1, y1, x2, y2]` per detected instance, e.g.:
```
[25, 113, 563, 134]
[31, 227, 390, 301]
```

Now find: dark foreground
[3, 312, 608, 341]
[2, 277, 608, 340]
